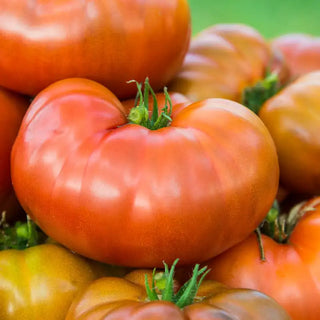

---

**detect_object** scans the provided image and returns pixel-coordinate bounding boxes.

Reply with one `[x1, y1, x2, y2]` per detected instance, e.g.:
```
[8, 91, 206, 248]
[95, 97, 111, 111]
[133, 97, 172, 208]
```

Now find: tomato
[0, 87, 29, 220]
[169, 24, 273, 102]
[0, 242, 125, 320]
[259, 71, 320, 194]
[66, 266, 290, 320]
[272, 33, 320, 80]
[11, 77, 279, 267]
[0, 0, 191, 98]
[204, 197, 320, 320]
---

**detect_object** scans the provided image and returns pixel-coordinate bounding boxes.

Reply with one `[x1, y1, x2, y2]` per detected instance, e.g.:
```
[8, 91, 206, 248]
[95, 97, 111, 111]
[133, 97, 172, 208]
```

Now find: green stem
[145, 259, 210, 308]
[254, 228, 266, 262]
[242, 72, 280, 114]
[128, 78, 172, 130]
[257, 199, 313, 257]
[175, 265, 209, 308]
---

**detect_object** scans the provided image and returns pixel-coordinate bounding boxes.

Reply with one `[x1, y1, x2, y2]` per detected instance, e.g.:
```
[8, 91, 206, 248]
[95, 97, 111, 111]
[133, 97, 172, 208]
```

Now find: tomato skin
[11, 78, 279, 267]
[205, 197, 320, 320]
[169, 24, 271, 102]
[0, 87, 28, 220]
[0, 0, 191, 98]
[0, 243, 120, 320]
[272, 33, 320, 80]
[65, 269, 290, 320]
[259, 71, 320, 194]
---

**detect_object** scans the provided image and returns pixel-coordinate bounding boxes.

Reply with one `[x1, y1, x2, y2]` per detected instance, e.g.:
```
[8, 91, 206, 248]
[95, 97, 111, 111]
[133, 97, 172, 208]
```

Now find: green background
[188, 0, 320, 39]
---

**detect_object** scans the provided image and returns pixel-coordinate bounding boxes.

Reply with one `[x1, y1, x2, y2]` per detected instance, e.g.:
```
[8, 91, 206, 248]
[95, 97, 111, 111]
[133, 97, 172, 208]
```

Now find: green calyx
[242, 72, 280, 114]
[260, 200, 311, 244]
[0, 214, 45, 250]
[145, 259, 210, 309]
[256, 200, 314, 261]
[128, 78, 173, 130]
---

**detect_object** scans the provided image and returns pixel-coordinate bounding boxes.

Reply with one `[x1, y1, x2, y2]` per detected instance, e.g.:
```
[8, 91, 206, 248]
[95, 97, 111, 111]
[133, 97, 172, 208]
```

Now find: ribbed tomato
[0, 219, 128, 320]
[169, 24, 273, 102]
[66, 264, 290, 320]
[204, 197, 320, 320]
[0, 87, 28, 220]
[259, 71, 320, 194]
[0, 0, 191, 98]
[0, 243, 120, 320]
[11, 78, 279, 267]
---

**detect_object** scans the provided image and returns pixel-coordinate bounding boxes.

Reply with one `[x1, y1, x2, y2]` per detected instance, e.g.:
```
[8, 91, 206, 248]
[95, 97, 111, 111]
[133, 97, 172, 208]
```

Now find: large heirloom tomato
[259, 71, 320, 194]
[169, 24, 273, 102]
[11, 78, 279, 267]
[0, 0, 191, 98]
[66, 262, 290, 320]
[272, 33, 320, 80]
[205, 197, 320, 320]
[0, 87, 28, 220]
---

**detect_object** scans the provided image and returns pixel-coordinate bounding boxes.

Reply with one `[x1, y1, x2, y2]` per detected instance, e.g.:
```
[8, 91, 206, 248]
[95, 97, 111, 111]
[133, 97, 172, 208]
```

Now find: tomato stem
[145, 259, 210, 308]
[0, 214, 45, 250]
[242, 72, 280, 114]
[254, 228, 266, 262]
[258, 199, 314, 254]
[128, 78, 173, 130]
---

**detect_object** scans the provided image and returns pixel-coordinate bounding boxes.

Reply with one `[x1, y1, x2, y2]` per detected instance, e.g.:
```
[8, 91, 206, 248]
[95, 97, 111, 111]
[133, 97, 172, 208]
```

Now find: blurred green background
[189, 0, 320, 39]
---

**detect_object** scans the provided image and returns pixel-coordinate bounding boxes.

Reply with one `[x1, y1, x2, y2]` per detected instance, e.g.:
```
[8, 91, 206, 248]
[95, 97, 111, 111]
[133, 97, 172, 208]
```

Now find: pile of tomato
[1, 1, 320, 319]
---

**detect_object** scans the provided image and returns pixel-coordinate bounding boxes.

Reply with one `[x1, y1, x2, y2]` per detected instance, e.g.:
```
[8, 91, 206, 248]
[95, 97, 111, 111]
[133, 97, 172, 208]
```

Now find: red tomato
[0, 87, 28, 220]
[204, 197, 320, 320]
[259, 71, 320, 194]
[0, 0, 191, 98]
[272, 33, 320, 80]
[11, 78, 279, 267]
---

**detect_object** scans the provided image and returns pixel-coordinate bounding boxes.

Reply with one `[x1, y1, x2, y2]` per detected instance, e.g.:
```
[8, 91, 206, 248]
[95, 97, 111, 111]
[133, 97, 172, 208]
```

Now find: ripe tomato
[0, 87, 28, 220]
[66, 264, 290, 320]
[11, 78, 279, 267]
[169, 24, 272, 102]
[0, 243, 124, 320]
[204, 197, 320, 320]
[0, 0, 191, 98]
[272, 33, 320, 80]
[259, 71, 320, 194]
